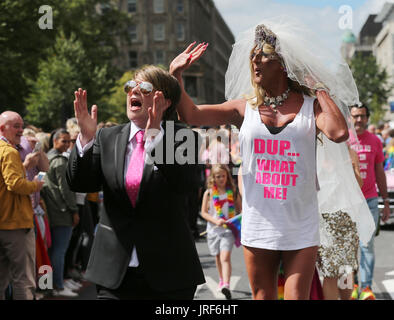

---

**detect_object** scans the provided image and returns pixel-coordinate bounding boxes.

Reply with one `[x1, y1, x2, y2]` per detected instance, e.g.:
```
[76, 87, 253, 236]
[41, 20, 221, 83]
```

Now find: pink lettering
[275, 188, 283, 199]
[264, 187, 287, 200]
[254, 139, 292, 156]
[256, 172, 262, 184]
[270, 160, 280, 172]
[262, 173, 271, 184]
[279, 140, 291, 155]
[257, 159, 270, 171]
[288, 161, 296, 173]
[272, 173, 280, 185]
[264, 187, 276, 199]
[280, 161, 289, 173]
[281, 174, 290, 186]
[254, 139, 265, 153]
[291, 174, 298, 186]
[267, 140, 278, 155]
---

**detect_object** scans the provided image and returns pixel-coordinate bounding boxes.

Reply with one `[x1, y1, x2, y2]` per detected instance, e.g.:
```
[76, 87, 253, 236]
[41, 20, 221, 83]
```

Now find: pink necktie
[125, 130, 145, 207]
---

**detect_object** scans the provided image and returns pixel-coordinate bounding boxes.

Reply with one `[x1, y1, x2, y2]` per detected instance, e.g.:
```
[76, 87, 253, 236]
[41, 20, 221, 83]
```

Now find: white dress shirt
[76, 122, 164, 267]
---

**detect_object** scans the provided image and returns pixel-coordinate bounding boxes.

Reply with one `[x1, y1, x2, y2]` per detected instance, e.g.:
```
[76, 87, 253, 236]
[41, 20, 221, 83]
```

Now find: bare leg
[215, 254, 223, 283]
[220, 250, 232, 285]
[243, 246, 281, 300]
[322, 278, 339, 300]
[282, 246, 318, 300]
[338, 272, 353, 300]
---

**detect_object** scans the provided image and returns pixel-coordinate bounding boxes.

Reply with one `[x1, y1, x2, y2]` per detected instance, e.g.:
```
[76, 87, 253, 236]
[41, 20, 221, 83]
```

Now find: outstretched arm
[170, 43, 244, 128]
[314, 90, 349, 143]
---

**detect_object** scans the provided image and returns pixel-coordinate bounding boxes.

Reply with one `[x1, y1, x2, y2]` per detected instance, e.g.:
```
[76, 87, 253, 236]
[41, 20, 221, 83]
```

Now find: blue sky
[213, 0, 393, 53]
[273, 0, 366, 9]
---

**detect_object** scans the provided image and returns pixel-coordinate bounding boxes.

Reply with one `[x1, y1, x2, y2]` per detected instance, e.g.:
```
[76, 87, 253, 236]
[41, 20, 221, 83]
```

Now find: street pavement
[42, 218, 394, 300]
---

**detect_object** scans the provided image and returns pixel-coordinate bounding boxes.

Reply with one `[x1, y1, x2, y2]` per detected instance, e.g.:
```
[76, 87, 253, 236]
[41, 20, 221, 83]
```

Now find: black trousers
[96, 267, 197, 300]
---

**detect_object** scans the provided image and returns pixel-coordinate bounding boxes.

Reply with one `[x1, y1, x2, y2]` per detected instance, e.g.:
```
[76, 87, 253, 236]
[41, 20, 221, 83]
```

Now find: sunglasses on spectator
[124, 80, 154, 95]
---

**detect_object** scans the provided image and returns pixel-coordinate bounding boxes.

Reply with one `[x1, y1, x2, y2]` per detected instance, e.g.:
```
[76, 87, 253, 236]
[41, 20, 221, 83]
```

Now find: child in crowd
[201, 164, 242, 299]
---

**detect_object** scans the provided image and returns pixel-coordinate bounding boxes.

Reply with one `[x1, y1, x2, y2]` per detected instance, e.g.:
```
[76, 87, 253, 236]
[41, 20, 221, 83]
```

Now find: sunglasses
[124, 80, 154, 95]
[250, 50, 279, 61]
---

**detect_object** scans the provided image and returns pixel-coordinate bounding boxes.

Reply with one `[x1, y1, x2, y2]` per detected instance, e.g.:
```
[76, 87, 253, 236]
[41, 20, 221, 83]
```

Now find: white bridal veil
[227, 15, 375, 245]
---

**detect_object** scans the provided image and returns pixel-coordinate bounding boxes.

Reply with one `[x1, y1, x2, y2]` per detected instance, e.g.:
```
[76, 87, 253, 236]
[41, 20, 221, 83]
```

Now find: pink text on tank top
[254, 138, 301, 200]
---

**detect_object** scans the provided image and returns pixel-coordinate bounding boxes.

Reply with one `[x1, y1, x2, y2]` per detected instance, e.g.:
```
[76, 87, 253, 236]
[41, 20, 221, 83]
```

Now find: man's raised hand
[74, 88, 98, 146]
[146, 91, 167, 133]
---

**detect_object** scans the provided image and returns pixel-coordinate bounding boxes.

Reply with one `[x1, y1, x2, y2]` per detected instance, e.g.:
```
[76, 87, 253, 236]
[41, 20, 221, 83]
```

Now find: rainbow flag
[225, 214, 242, 247]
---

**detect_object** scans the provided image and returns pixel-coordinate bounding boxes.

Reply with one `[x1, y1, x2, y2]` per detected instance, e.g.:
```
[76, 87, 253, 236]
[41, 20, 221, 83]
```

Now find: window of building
[153, 0, 165, 13]
[153, 23, 165, 41]
[176, 0, 184, 13]
[176, 22, 185, 41]
[154, 50, 165, 65]
[129, 51, 138, 68]
[128, 0, 137, 13]
[129, 25, 137, 42]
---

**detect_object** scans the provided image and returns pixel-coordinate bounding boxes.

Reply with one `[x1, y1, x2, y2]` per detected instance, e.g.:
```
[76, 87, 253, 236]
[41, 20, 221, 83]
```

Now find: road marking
[382, 279, 394, 300]
[195, 276, 241, 299]
[385, 270, 394, 276]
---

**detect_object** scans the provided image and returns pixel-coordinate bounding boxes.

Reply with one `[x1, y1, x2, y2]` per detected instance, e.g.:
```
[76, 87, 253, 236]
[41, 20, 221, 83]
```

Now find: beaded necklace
[212, 185, 235, 220]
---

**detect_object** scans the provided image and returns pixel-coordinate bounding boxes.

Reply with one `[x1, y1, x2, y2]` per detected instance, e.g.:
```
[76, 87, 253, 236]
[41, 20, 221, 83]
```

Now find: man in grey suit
[66, 65, 205, 299]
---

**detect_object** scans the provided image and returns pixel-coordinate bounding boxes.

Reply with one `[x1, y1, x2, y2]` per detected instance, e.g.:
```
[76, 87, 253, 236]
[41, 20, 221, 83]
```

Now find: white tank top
[206, 190, 233, 236]
[239, 95, 320, 250]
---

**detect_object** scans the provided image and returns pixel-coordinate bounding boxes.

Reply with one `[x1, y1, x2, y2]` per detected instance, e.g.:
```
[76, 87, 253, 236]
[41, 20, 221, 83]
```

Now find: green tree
[25, 32, 111, 131]
[0, 0, 55, 115]
[0, 0, 131, 122]
[350, 53, 393, 124]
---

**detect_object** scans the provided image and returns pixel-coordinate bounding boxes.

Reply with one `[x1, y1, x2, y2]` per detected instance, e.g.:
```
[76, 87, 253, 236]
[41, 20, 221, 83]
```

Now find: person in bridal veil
[316, 134, 375, 300]
[169, 15, 372, 300]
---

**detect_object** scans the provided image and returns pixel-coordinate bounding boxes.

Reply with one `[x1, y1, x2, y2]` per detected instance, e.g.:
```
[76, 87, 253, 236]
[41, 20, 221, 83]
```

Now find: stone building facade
[114, 0, 235, 105]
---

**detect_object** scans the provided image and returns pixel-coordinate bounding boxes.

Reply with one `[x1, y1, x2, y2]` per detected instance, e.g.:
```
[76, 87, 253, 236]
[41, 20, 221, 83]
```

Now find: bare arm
[314, 90, 349, 143]
[37, 150, 49, 172]
[235, 190, 242, 214]
[170, 43, 244, 128]
[237, 167, 243, 198]
[348, 147, 363, 188]
[200, 189, 226, 226]
[375, 162, 391, 222]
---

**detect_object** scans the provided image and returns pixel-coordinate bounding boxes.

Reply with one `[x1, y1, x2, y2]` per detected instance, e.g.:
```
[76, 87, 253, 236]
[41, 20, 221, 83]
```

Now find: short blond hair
[135, 65, 181, 121]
